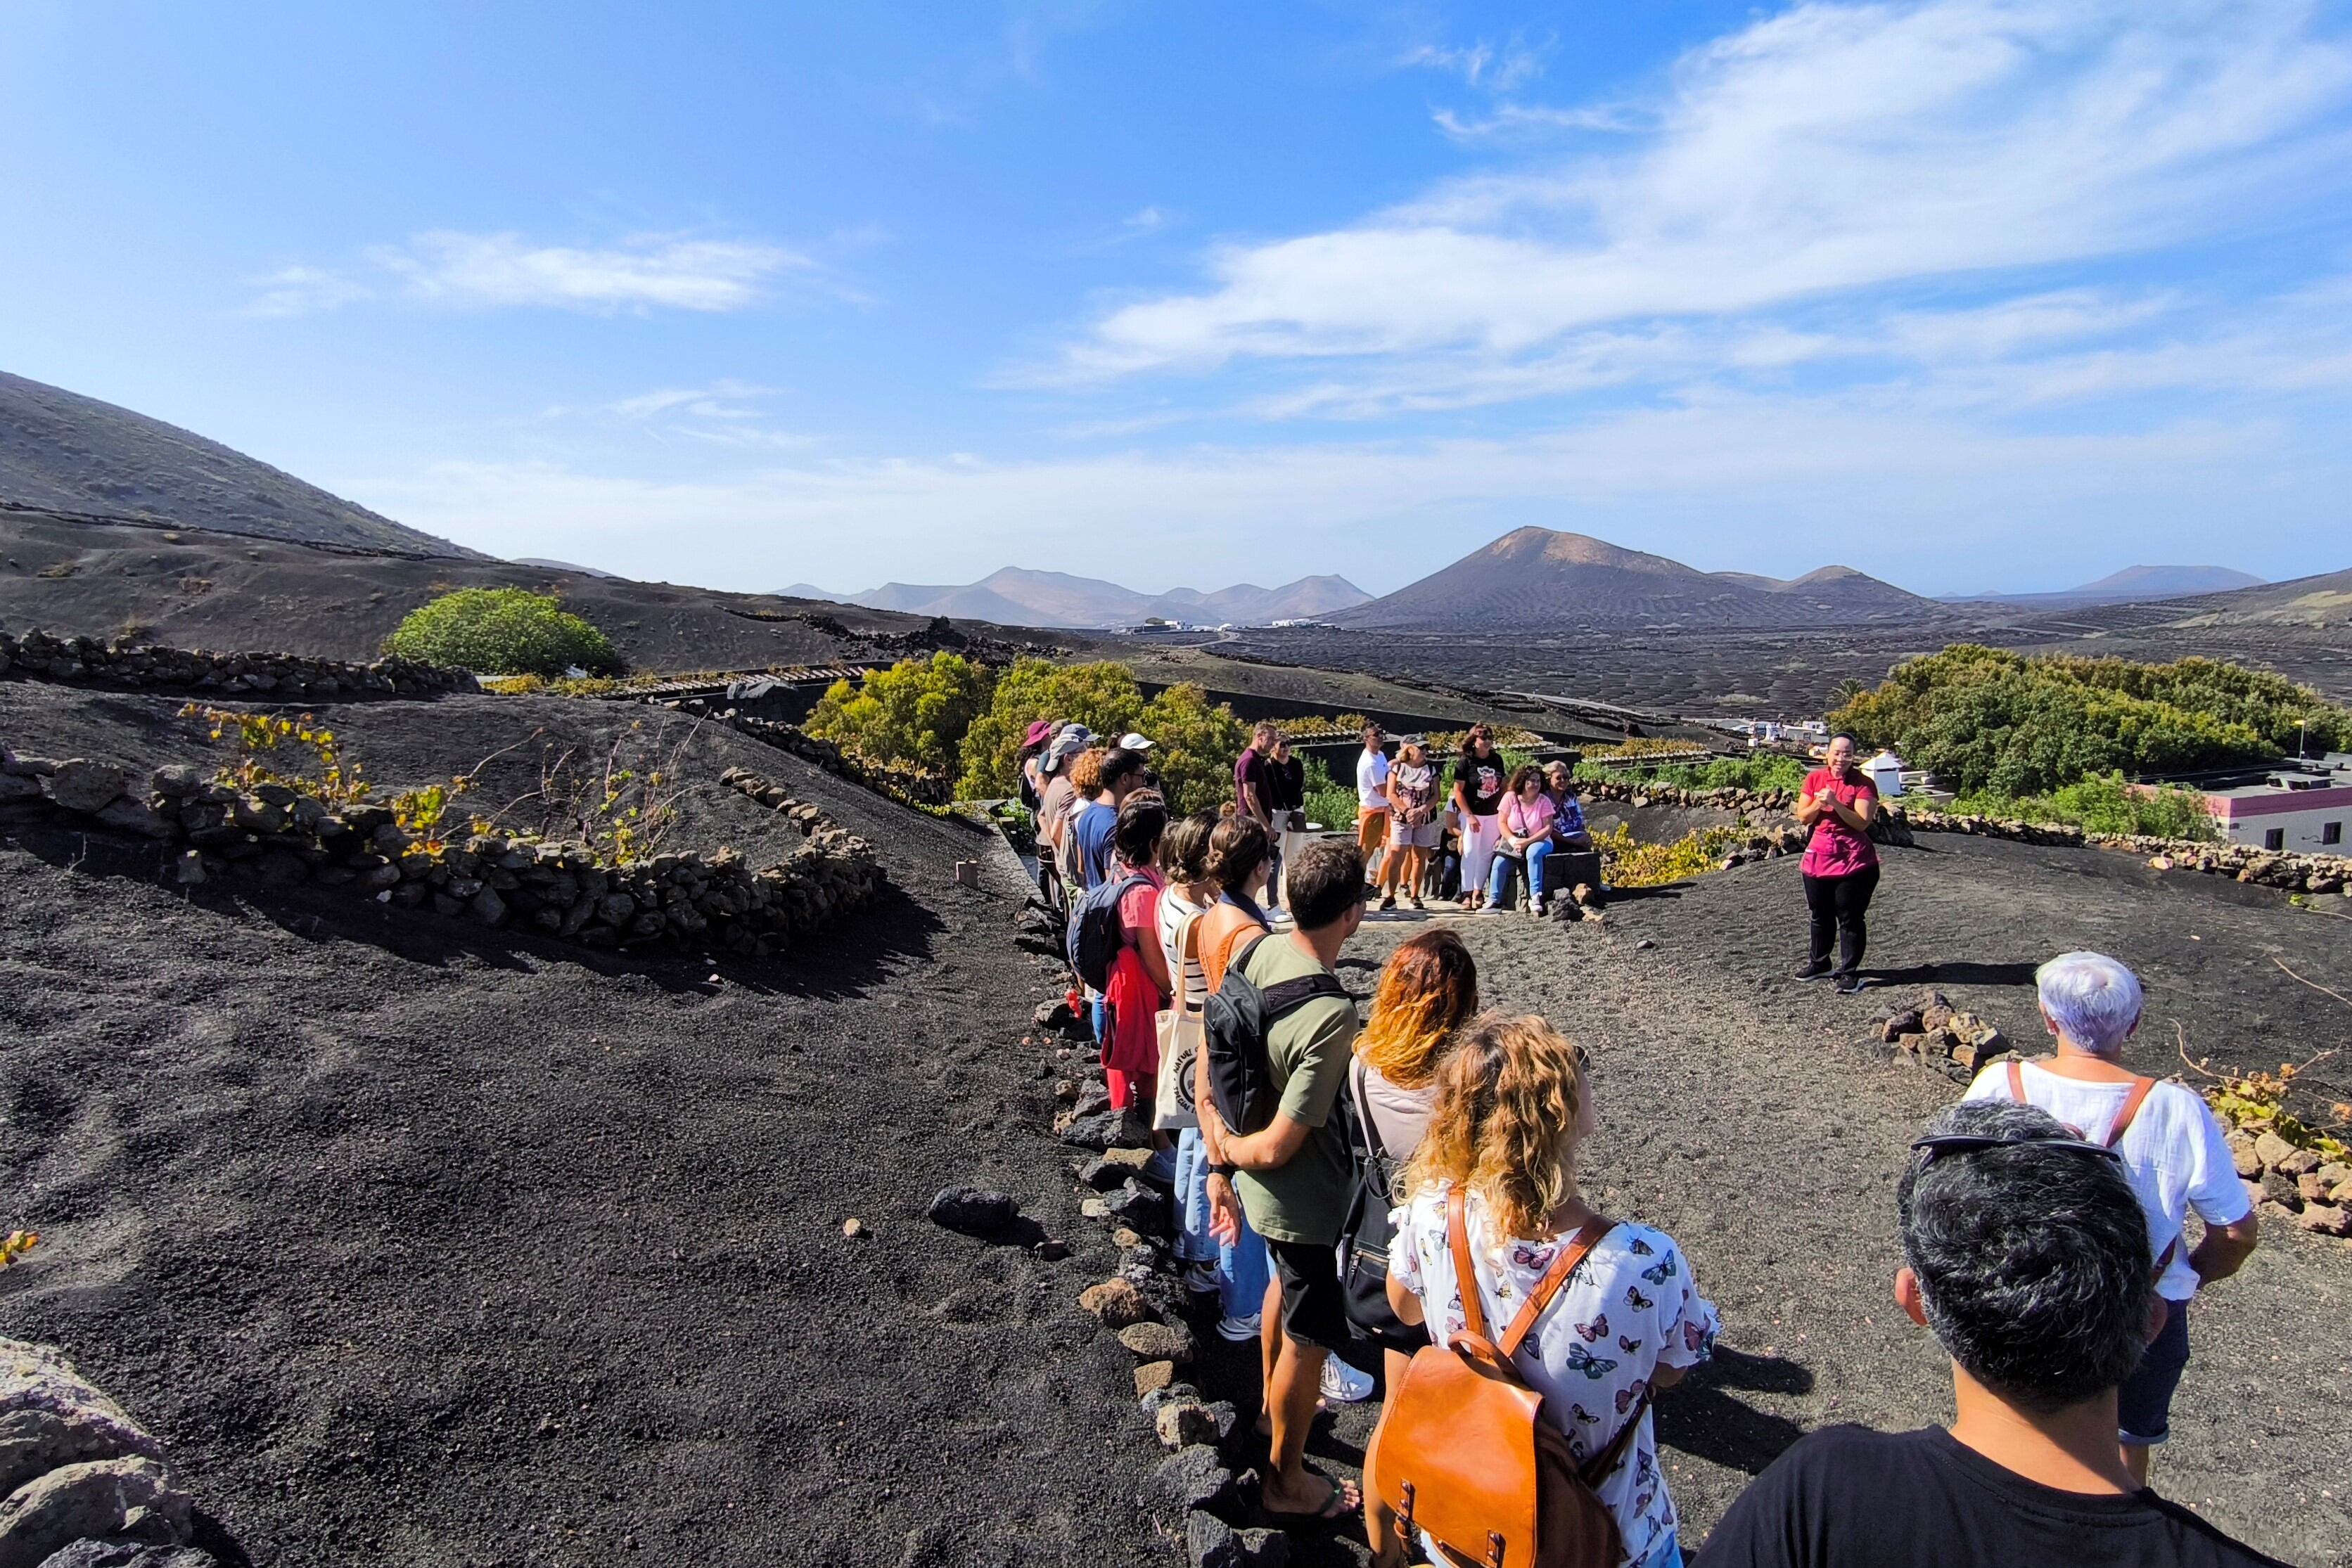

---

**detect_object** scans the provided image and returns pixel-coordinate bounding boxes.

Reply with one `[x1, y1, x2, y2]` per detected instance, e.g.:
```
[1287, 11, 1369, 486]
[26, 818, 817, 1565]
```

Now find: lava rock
[32, 1543, 219, 1568]
[1059, 1109, 1149, 1152]
[926, 1185, 1019, 1235]
[39, 759, 132, 814]
[2297, 1203, 2351, 1237]
[1078, 1278, 1156, 1330]
[1185, 1510, 1244, 1568]
[1104, 1181, 1171, 1234]
[0, 1455, 193, 1564]
[0, 1338, 170, 1496]
[1078, 1157, 1132, 1192]
[1134, 1361, 1179, 1398]
[1145, 1444, 1235, 1516]
[1139, 1382, 1201, 1413]
[1156, 1401, 1219, 1449]
[1118, 1321, 1196, 1363]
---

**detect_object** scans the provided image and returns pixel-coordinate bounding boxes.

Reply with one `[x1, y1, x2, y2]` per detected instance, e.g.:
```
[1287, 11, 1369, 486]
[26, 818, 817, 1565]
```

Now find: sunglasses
[1910, 1133, 2122, 1165]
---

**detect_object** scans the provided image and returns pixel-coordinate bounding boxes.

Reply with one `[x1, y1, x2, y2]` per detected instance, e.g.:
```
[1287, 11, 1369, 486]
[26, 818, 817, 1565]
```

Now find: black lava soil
[1, 688, 1170, 1567]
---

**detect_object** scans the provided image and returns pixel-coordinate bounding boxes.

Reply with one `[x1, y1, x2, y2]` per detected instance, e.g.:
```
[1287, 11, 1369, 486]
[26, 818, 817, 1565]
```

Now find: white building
[2197, 755, 2352, 853]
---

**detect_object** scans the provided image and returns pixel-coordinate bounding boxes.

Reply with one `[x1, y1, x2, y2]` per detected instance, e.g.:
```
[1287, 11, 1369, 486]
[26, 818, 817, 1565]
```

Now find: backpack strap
[1445, 1187, 1488, 1343]
[2005, 1059, 2026, 1102]
[1580, 1384, 1655, 1489]
[2104, 1076, 2157, 1148]
[1498, 1219, 1616, 1359]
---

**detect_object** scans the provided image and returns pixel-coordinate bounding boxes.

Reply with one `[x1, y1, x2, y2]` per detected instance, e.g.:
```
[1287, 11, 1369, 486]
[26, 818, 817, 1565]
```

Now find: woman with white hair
[1960, 951, 2259, 1485]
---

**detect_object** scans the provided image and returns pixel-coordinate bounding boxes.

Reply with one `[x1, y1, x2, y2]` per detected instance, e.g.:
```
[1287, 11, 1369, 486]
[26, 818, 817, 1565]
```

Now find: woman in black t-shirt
[1449, 726, 1507, 910]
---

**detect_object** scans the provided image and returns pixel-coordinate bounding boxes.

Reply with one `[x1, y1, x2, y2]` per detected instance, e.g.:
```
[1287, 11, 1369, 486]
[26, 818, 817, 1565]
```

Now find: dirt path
[1237, 844, 2349, 1566]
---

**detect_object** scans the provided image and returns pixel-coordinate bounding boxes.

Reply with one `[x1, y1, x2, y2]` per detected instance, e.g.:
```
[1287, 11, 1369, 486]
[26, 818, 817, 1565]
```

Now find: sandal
[1260, 1470, 1361, 1527]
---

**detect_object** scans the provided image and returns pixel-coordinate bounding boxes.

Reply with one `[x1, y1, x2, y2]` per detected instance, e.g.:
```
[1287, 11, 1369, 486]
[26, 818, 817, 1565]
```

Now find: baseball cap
[1118, 732, 1156, 751]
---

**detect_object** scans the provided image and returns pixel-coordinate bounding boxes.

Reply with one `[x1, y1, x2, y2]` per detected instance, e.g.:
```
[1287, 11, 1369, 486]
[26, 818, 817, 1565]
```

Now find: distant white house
[2192, 756, 2352, 852]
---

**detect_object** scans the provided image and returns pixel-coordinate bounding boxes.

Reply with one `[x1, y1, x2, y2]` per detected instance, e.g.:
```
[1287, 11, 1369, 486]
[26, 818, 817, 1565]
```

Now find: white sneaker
[1215, 1313, 1263, 1342]
[1476, 904, 1507, 918]
[1182, 1261, 1220, 1295]
[1321, 1356, 1376, 1403]
[1530, 895, 1547, 917]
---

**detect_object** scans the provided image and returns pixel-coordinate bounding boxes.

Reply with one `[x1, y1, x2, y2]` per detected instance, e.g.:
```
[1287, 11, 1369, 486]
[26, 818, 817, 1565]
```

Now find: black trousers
[1803, 865, 1880, 973]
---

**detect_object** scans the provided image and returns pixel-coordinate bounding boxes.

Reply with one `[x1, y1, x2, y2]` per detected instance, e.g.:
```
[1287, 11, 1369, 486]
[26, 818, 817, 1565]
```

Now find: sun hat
[1118, 732, 1156, 751]
[1024, 719, 1056, 748]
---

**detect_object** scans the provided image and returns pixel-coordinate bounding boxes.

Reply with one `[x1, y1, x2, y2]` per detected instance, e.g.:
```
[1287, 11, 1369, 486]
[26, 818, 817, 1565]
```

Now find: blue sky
[4, 1, 2350, 598]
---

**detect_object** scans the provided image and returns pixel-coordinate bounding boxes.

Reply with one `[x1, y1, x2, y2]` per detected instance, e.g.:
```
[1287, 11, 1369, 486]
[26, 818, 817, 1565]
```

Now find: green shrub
[804, 652, 993, 776]
[1829, 645, 2343, 797]
[386, 589, 619, 676]
[1948, 773, 2220, 840]
[955, 658, 1252, 817]
[1301, 757, 1358, 833]
[1576, 753, 1807, 793]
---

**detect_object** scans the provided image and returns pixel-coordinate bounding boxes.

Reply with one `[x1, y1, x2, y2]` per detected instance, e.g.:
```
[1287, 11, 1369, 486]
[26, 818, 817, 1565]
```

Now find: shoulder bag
[1152, 910, 1204, 1131]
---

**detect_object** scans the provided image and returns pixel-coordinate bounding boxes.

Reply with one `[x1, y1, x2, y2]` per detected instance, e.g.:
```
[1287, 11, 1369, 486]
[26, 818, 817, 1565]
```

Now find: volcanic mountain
[837, 566, 1370, 628]
[1335, 528, 1938, 630]
[0, 370, 479, 557]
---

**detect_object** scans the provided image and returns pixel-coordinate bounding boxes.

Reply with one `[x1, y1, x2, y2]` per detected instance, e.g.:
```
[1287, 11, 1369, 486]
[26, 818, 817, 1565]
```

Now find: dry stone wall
[1578, 776, 2352, 895]
[0, 629, 472, 700]
[0, 747, 882, 958]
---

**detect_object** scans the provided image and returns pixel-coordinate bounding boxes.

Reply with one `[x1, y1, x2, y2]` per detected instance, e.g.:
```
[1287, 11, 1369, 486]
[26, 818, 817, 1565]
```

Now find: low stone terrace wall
[0, 749, 881, 958]
[0, 628, 473, 700]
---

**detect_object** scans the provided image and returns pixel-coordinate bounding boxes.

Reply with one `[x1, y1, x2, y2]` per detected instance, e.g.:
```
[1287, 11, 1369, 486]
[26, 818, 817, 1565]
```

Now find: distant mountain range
[0, 370, 479, 558]
[784, 567, 1372, 629]
[1946, 564, 2267, 609]
[1331, 527, 1941, 631]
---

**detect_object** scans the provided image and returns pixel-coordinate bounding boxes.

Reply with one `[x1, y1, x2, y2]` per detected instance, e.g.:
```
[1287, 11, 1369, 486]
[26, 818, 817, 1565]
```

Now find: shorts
[1393, 817, 1441, 850]
[2118, 1298, 2191, 1446]
[1264, 1237, 1352, 1351]
[1356, 808, 1388, 853]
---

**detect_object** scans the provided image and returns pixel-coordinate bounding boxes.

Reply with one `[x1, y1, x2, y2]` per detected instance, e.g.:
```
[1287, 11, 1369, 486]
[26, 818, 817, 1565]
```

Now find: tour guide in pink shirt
[1794, 733, 1881, 994]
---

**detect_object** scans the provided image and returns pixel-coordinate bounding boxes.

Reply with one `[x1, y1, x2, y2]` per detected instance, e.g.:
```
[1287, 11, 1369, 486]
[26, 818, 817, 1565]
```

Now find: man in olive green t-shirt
[1204, 838, 1365, 1526]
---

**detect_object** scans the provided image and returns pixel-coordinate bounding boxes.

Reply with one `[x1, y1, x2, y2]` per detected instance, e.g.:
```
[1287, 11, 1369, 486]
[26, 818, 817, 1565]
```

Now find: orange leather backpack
[1365, 1190, 1649, 1568]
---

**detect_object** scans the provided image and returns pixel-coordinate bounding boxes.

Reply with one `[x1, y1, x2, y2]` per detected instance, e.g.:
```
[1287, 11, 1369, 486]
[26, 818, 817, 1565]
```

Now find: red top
[1800, 768, 1879, 878]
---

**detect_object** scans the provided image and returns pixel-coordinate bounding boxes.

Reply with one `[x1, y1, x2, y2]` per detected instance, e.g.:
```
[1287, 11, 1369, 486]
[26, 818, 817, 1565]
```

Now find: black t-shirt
[1693, 1427, 2283, 1568]
[1268, 755, 1305, 814]
[1457, 754, 1507, 816]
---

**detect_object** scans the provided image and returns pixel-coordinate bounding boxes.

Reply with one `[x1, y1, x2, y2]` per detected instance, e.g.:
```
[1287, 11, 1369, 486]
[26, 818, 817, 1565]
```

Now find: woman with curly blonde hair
[1381, 1015, 1719, 1568]
[1343, 929, 1480, 1566]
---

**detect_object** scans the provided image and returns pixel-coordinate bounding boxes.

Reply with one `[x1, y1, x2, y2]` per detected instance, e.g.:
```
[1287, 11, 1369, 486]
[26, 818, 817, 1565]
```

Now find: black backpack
[1337, 1057, 1412, 1342]
[1202, 933, 1350, 1135]
[1066, 872, 1151, 991]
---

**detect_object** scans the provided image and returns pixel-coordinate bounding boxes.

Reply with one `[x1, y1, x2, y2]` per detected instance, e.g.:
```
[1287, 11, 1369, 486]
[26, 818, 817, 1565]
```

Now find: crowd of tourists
[1011, 716, 2278, 1567]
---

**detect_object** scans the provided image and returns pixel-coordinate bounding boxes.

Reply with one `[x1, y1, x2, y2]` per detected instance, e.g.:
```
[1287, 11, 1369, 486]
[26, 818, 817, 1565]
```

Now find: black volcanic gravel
[0, 688, 1166, 1567]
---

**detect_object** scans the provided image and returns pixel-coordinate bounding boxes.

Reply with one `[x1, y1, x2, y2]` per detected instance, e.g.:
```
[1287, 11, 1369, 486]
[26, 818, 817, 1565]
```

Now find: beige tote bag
[1153, 910, 1203, 1132]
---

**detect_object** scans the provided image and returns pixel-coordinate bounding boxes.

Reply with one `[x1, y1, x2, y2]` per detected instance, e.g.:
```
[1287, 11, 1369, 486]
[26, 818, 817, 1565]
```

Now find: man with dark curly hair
[1695, 1100, 2282, 1567]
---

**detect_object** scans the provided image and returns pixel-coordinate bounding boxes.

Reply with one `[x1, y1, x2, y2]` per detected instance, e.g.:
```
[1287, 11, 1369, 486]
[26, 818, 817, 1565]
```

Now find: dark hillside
[0, 371, 477, 557]
[0, 510, 1078, 673]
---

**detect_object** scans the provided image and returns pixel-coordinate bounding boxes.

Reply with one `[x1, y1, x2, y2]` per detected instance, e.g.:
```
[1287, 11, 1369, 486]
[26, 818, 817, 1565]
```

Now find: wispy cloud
[371, 231, 810, 311]
[1049, 0, 2352, 392]
[1402, 37, 1551, 92]
[603, 380, 777, 421]
[246, 231, 814, 316]
[240, 264, 374, 319]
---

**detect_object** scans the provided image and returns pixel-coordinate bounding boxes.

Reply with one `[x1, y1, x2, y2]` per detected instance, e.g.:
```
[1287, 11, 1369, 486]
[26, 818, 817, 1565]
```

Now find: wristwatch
[1209, 1162, 1239, 1180]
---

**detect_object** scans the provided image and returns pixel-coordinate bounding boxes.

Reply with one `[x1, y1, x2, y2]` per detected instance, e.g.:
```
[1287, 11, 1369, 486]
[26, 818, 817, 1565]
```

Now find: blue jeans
[1175, 1129, 1270, 1320]
[1487, 842, 1552, 906]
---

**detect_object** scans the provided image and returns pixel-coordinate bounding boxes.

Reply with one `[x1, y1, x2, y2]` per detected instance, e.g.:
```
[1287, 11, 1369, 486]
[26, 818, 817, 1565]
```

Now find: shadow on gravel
[1655, 1347, 1815, 1474]
[0, 818, 945, 1004]
[1867, 960, 2038, 989]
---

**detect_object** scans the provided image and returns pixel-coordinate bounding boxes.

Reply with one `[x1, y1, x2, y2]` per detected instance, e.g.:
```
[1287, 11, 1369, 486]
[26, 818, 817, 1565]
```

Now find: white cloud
[1402, 37, 1550, 92]
[369, 231, 810, 312]
[603, 380, 776, 421]
[239, 264, 373, 318]
[362, 373, 2347, 597]
[246, 231, 813, 316]
[1054, 0, 2352, 387]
